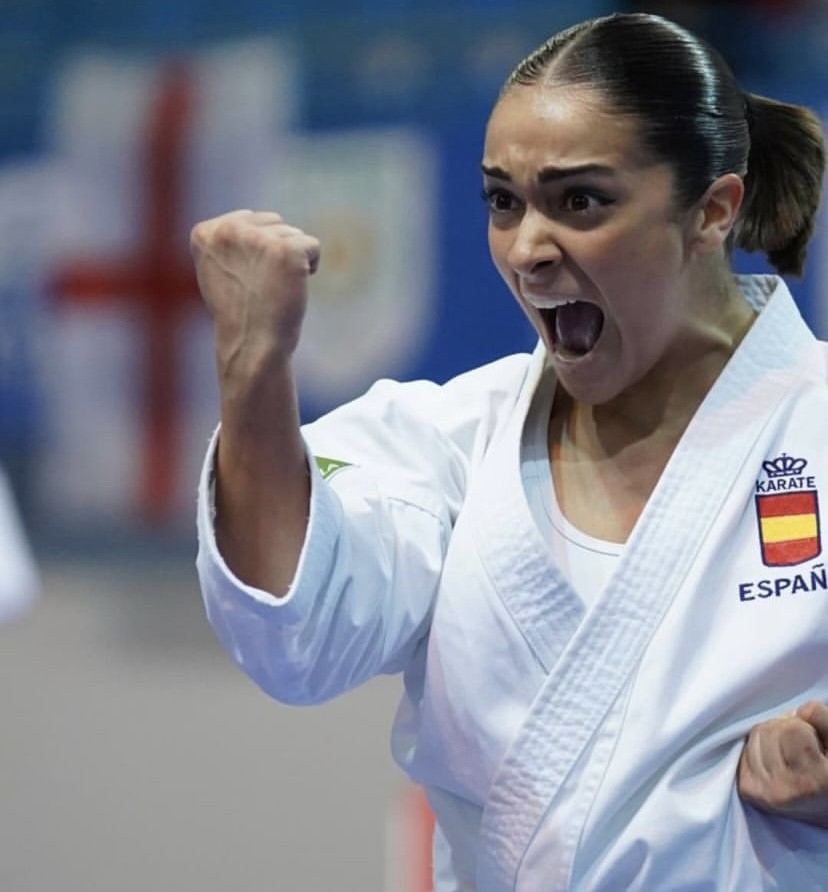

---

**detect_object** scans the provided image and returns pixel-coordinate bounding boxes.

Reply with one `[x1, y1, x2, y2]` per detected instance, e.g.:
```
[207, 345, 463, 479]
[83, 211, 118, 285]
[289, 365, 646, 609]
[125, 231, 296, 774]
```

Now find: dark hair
[503, 13, 825, 276]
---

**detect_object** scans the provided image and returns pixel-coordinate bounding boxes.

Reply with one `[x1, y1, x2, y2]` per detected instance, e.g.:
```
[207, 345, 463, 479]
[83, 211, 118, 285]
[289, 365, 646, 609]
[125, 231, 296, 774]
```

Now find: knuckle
[213, 216, 244, 249]
[778, 722, 805, 745]
[189, 220, 210, 253]
[781, 727, 822, 768]
[797, 700, 826, 723]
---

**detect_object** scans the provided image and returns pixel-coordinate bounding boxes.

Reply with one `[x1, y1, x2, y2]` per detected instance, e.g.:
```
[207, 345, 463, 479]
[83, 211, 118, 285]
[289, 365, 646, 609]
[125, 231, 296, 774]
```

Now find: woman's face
[483, 83, 710, 406]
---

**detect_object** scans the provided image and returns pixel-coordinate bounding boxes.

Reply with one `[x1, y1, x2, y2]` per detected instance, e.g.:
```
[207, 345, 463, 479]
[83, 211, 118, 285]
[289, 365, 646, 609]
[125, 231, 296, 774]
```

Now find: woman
[193, 12, 828, 890]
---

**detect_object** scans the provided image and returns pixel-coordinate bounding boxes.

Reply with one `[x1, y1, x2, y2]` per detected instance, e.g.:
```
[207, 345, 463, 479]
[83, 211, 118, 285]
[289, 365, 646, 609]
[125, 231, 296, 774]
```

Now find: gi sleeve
[0, 466, 38, 623]
[196, 355, 530, 705]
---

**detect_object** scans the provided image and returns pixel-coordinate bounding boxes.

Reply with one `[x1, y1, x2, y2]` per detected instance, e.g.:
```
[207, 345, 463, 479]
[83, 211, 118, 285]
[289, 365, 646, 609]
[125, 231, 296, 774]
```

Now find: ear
[689, 173, 744, 255]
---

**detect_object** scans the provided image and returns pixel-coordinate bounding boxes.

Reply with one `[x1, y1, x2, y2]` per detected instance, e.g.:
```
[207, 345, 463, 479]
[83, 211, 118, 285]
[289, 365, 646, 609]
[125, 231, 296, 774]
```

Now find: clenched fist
[191, 210, 319, 593]
[190, 209, 321, 378]
[738, 700, 828, 828]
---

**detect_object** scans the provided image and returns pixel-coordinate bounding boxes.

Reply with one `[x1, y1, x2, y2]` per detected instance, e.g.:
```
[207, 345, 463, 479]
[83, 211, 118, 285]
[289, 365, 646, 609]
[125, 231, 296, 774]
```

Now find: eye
[561, 189, 614, 213]
[481, 187, 520, 214]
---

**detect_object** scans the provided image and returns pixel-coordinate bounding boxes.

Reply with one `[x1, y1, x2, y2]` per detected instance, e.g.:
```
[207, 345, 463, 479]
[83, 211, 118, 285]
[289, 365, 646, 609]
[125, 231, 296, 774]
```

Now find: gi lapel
[474, 279, 821, 891]
[466, 342, 586, 674]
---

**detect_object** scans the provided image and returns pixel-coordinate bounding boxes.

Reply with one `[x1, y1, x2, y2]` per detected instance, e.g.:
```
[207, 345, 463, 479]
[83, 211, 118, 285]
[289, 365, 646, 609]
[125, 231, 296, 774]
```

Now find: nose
[506, 207, 563, 278]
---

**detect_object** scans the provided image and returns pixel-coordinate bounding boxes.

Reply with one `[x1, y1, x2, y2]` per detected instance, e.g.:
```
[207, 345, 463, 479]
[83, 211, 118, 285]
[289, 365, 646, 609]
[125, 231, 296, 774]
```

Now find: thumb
[795, 700, 828, 751]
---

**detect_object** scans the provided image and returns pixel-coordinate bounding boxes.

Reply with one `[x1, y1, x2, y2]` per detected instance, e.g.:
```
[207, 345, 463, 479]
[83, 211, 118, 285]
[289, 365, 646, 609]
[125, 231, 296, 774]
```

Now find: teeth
[525, 296, 579, 309]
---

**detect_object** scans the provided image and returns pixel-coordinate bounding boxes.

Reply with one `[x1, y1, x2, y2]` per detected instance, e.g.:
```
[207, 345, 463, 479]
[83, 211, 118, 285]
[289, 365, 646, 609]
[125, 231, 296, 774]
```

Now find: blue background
[1, 0, 826, 532]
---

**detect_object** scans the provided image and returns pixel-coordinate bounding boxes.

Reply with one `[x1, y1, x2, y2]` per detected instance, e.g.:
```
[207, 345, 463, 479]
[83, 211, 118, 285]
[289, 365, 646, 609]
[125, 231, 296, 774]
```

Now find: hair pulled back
[503, 13, 825, 276]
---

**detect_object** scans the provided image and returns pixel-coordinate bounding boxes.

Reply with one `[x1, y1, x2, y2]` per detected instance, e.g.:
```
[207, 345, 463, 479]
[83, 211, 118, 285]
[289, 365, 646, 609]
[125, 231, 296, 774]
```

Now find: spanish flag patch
[755, 491, 821, 567]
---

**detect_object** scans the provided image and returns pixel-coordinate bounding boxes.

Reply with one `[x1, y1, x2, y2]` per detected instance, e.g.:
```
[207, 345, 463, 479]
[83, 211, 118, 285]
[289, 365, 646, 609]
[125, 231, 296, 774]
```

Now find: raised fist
[190, 210, 321, 373]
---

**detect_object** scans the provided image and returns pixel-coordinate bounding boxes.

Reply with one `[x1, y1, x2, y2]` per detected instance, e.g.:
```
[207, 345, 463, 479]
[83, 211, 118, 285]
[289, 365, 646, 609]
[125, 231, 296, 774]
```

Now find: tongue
[554, 302, 604, 355]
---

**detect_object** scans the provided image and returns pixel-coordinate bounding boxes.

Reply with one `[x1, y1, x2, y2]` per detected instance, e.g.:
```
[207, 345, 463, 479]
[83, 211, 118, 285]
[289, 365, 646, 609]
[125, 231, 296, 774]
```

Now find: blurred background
[0, 1, 825, 889]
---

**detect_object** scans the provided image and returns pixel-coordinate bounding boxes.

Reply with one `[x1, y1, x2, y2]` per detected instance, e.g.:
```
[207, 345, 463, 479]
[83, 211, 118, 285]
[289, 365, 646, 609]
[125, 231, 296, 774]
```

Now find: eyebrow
[480, 162, 616, 182]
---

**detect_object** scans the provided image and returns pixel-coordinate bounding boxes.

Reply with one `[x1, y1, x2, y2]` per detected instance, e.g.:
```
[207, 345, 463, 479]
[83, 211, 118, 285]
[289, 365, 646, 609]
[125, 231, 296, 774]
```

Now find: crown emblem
[762, 453, 808, 479]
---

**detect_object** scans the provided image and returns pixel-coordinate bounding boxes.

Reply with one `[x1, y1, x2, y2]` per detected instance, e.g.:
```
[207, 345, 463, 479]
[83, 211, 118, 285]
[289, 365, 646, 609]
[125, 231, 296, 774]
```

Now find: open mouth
[539, 301, 604, 360]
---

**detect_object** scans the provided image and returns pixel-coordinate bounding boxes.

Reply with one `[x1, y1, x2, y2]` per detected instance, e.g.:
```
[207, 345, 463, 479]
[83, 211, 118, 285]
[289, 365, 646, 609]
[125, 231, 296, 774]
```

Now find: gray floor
[1, 555, 407, 891]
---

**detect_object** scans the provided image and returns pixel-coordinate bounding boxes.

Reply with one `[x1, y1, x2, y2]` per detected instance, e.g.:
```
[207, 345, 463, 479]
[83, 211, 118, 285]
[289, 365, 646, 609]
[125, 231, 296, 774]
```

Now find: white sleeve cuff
[195, 425, 344, 627]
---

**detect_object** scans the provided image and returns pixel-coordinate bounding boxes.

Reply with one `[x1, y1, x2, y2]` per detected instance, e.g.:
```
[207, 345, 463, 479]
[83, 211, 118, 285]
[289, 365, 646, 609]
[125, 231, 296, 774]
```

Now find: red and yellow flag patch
[755, 490, 821, 567]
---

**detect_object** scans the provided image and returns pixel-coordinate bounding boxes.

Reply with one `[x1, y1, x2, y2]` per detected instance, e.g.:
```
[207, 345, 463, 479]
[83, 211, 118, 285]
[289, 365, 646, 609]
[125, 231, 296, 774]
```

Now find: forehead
[483, 83, 651, 174]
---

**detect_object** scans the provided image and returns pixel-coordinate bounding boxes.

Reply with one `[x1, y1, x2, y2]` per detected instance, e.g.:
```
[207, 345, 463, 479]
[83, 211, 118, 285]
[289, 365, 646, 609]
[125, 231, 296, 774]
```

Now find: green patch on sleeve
[314, 455, 354, 481]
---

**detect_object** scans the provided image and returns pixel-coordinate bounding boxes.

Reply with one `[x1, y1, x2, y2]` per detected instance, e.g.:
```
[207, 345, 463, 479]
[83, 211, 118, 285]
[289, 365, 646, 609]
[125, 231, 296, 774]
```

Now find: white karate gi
[0, 466, 38, 623]
[197, 275, 828, 890]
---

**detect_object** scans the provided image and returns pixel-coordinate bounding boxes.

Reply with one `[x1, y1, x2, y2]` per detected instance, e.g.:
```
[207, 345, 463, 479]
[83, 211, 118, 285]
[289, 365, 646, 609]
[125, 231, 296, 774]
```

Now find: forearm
[215, 356, 310, 596]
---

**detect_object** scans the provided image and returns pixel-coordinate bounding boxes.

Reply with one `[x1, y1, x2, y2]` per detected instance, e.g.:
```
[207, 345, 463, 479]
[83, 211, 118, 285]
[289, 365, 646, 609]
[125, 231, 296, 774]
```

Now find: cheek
[574, 238, 642, 292]
[589, 225, 683, 288]
[632, 208, 687, 259]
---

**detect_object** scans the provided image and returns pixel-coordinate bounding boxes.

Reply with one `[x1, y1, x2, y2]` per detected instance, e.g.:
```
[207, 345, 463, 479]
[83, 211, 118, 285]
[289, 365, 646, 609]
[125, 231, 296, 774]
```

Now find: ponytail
[736, 93, 826, 276]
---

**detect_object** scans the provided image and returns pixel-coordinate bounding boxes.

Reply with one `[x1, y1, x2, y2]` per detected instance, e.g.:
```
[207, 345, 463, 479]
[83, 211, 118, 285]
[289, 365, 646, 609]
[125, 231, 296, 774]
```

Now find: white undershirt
[521, 369, 623, 609]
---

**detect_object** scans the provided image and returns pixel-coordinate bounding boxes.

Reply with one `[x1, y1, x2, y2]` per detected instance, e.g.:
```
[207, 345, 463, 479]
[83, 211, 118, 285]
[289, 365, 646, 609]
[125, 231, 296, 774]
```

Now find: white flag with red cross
[36, 37, 300, 529]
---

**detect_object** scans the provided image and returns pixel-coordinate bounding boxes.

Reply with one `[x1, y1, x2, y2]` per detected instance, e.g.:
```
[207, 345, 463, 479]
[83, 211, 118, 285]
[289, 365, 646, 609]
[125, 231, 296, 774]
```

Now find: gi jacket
[197, 276, 828, 890]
